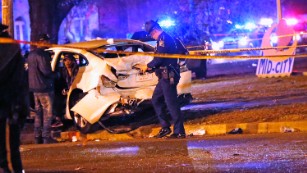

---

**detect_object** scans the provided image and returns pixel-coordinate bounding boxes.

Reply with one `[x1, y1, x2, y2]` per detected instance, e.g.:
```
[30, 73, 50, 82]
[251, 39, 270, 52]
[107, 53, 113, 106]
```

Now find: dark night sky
[283, 0, 307, 16]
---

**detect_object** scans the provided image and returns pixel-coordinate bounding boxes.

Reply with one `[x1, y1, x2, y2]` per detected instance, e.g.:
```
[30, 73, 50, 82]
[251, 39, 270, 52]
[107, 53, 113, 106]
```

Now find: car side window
[56, 52, 88, 69]
[118, 45, 133, 57]
[117, 45, 145, 57]
[103, 46, 119, 58]
[124, 45, 144, 53]
[100, 43, 154, 58]
[73, 54, 88, 67]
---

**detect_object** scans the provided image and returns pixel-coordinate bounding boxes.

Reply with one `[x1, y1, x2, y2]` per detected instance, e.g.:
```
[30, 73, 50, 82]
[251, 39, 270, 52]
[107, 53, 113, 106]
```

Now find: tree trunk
[1, 0, 13, 36]
[28, 0, 79, 44]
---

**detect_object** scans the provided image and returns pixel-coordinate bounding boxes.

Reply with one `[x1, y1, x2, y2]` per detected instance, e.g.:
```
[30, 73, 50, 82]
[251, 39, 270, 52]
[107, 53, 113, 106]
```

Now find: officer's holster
[158, 66, 176, 84]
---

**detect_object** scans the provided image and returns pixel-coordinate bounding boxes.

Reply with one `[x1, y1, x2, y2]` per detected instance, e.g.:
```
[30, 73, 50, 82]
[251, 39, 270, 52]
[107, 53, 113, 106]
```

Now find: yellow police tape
[1, 37, 307, 60]
[93, 48, 307, 60]
[189, 44, 307, 54]
[0, 37, 59, 47]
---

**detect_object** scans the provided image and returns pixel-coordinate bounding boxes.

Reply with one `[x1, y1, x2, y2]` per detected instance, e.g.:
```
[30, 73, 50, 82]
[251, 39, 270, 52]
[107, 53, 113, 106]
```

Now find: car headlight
[294, 34, 301, 42]
[218, 41, 224, 49]
[270, 35, 278, 44]
[212, 41, 224, 50]
[101, 75, 116, 88]
[238, 37, 248, 46]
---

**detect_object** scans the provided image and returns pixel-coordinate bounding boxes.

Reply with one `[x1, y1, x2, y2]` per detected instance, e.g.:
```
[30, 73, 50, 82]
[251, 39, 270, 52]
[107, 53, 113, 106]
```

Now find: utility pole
[2, 0, 14, 37]
[276, 0, 282, 20]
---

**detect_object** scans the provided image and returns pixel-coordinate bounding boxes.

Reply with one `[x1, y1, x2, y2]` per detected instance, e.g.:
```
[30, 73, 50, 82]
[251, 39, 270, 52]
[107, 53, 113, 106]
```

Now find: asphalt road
[20, 132, 307, 173]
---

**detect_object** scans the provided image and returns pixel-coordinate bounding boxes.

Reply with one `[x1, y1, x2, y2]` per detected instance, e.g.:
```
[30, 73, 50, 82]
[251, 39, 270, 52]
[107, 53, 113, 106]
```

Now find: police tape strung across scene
[97, 50, 307, 60]
[1, 37, 307, 60]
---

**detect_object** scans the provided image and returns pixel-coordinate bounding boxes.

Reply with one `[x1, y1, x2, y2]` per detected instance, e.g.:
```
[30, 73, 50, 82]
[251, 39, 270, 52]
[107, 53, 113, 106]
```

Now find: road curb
[59, 120, 307, 142]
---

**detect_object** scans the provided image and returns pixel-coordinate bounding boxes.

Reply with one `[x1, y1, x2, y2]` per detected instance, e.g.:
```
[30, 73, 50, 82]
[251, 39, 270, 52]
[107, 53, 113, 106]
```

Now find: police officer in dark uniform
[137, 20, 186, 138]
[0, 23, 28, 173]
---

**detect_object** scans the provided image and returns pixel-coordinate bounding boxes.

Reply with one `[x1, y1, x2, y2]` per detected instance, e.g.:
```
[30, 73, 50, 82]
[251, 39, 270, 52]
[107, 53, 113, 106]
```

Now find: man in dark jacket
[136, 20, 186, 138]
[0, 23, 28, 173]
[27, 34, 57, 144]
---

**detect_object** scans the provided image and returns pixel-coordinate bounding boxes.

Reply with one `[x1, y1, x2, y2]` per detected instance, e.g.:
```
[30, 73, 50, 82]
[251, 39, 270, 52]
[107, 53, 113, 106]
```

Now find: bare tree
[28, 0, 82, 43]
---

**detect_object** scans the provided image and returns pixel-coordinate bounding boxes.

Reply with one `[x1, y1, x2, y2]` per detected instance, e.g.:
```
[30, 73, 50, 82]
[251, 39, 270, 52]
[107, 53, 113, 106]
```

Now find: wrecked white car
[48, 39, 192, 133]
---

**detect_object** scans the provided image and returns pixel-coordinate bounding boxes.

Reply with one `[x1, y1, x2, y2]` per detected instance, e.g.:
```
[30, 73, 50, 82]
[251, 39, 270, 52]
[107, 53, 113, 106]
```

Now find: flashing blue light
[226, 20, 233, 24]
[211, 41, 220, 50]
[235, 24, 243, 29]
[238, 36, 248, 46]
[211, 41, 224, 50]
[260, 18, 273, 27]
[159, 19, 175, 28]
[218, 41, 224, 49]
[244, 23, 256, 30]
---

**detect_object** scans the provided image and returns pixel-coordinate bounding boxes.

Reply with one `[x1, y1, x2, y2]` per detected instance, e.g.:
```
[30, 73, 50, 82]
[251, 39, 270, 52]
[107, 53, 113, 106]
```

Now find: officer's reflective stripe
[5, 119, 13, 172]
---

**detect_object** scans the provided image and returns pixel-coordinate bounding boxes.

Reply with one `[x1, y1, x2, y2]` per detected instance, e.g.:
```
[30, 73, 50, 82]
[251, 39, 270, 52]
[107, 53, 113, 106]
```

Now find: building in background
[0, 0, 30, 54]
[58, 2, 99, 44]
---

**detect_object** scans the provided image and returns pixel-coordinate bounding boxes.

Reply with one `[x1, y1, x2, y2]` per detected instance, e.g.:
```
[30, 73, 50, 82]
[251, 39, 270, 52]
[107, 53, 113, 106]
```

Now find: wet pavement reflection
[21, 133, 307, 172]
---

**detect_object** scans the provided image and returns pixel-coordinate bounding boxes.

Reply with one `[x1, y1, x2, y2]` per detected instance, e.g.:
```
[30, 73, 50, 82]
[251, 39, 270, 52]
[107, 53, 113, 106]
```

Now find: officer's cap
[144, 20, 161, 34]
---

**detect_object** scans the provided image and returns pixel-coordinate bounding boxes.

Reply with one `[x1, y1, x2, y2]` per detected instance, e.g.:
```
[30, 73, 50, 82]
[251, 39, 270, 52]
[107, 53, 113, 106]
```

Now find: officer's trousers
[152, 78, 185, 134]
[0, 118, 23, 173]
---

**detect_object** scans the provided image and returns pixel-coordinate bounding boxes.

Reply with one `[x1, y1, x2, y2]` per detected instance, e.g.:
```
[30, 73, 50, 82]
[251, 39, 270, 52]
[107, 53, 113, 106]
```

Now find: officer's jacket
[147, 32, 179, 69]
[0, 33, 29, 120]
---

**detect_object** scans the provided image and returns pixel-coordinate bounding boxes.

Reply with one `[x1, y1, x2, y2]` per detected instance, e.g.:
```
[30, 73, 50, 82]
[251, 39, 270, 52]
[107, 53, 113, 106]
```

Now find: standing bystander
[27, 34, 57, 144]
[52, 53, 79, 128]
[0, 23, 28, 173]
[60, 54, 79, 96]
